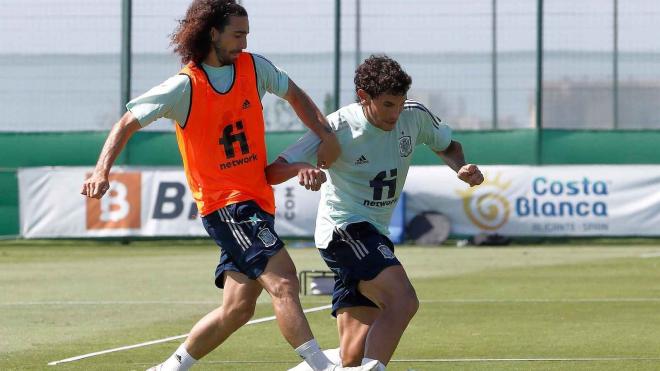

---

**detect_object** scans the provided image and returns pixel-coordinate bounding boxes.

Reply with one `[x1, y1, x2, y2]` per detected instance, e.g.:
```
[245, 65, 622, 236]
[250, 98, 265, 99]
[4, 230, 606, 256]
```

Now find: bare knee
[405, 292, 420, 318]
[224, 301, 256, 326]
[400, 288, 419, 318]
[383, 289, 418, 320]
[267, 274, 300, 301]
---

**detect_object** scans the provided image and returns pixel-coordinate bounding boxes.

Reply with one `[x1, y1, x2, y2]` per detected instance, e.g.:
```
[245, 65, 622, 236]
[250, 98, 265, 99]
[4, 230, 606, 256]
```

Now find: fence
[1, 0, 660, 236]
[2, 0, 659, 132]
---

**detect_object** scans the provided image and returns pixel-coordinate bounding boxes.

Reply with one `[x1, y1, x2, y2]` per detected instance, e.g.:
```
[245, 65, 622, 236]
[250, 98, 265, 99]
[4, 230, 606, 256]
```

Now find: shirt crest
[399, 136, 412, 157]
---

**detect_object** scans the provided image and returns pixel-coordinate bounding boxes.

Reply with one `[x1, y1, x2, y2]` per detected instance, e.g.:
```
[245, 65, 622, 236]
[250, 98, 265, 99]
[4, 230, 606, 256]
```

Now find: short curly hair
[170, 0, 247, 64]
[354, 55, 412, 99]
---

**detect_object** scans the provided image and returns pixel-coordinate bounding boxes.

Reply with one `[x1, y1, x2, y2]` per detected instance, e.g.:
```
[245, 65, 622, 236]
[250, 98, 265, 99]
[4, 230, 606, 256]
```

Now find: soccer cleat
[288, 359, 379, 371]
[145, 364, 168, 371]
[333, 360, 380, 371]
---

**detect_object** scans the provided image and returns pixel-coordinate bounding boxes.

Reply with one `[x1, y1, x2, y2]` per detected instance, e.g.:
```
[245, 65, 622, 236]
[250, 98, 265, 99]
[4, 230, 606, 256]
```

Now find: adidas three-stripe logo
[336, 227, 369, 260]
[404, 99, 441, 129]
[218, 209, 251, 251]
[355, 155, 369, 165]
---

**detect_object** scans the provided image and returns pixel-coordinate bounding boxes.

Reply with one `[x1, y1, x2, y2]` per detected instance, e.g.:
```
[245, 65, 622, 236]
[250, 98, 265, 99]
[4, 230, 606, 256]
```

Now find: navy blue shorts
[319, 222, 401, 317]
[202, 200, 284, 288]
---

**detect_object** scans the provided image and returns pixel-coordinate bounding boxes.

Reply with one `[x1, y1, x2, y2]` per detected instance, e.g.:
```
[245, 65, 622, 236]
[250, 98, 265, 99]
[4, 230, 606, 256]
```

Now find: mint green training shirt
[126, 53, 289, 127]
[279, 100, 453, 249]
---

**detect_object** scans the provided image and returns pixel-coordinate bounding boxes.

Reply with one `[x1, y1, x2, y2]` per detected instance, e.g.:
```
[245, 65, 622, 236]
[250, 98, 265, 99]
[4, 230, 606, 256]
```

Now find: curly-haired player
[267, 55, 484, 370]
[81, 1, 380, 370]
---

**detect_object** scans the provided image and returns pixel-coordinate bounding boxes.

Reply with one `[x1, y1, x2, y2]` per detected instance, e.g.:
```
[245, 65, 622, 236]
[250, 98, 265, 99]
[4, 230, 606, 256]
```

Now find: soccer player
[266, 55, 484, 370]
[80, 1, 377, 371]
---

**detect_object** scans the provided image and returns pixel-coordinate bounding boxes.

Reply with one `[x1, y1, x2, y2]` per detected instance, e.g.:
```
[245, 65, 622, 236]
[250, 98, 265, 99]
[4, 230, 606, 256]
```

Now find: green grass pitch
[1, 240, 660, 370]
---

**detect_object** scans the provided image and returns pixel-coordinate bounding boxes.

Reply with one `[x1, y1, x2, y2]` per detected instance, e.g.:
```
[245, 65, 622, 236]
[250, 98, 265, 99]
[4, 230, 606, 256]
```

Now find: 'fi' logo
[219, 121, 249, 159]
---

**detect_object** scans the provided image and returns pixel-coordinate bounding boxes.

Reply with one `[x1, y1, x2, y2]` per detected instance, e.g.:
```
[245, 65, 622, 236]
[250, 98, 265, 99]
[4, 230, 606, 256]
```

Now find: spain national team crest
[398, 136, 412, 157]
[377, 244, 395, 259]
[257, 228, 277, 247]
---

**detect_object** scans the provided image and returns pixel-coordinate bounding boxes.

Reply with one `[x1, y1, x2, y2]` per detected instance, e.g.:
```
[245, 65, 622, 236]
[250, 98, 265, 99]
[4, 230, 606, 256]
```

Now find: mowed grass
[1, 240, 660, 370]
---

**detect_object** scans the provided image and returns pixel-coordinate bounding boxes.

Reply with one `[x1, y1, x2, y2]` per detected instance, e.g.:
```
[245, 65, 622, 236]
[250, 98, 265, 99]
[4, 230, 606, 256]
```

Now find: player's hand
[316, 130, 341, 169]
[81, 172, 110, 199]
[298, 167, 327, 191]
[457, 164, 484, 187]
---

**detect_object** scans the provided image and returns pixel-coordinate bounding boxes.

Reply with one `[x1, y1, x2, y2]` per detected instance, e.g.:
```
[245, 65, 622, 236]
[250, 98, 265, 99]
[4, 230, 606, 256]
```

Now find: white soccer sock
[161, 343, 197, 371]
[362, 357, 386, 370]
[295, 339, 334, 371]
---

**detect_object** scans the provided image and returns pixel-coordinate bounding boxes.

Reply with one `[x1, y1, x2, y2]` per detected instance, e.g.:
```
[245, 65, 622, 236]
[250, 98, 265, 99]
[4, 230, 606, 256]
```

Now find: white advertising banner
[18, 165, 660, 238]
[404, 165, 660, 236]
[18, 167, 320, 238]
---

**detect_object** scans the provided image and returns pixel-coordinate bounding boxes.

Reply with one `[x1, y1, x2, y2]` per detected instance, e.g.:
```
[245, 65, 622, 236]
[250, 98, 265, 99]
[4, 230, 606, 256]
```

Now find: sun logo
[456, 172, 512, 231]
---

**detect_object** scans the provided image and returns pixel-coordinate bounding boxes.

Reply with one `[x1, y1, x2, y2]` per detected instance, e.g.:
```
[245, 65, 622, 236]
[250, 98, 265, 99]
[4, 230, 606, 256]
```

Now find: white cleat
[145, 364, 164, 371]
[286, 352, 379, 371]
[288, 348, 342, 371]
[333, 360, 380, 371]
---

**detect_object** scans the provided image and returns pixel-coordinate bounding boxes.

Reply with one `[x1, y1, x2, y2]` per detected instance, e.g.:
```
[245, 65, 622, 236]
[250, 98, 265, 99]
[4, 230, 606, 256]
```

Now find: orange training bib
[175, 52, 274, 216]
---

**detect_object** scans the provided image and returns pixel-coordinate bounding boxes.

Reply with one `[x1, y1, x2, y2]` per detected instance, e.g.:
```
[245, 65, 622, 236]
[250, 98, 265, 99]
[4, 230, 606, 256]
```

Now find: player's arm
[283, 79, 340, 169]
[81, 75, 189, 199]
[408, 100, 483, 187]
[265, 157, 327, 191]
[265, 130, 325, 190]
[434, 141, 483, 187]
[81, 112, 141, 199]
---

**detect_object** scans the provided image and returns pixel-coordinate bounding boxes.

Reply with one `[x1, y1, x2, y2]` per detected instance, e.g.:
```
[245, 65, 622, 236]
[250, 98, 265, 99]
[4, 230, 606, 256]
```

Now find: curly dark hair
[170, 0, 247, 64]
[354, 55, 412, 98]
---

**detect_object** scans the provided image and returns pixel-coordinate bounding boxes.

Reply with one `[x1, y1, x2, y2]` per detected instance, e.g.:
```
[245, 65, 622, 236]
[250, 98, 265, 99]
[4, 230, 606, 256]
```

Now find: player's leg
[287, 273, 380, 371]
[211, 201, 313, 348]
[320, 222, 416, 368]
[212, 201, 378, 371]
[147, 202, 266, 371]
[257, 248, 313, 346]
[336, 306, 379, 366]
[147, 272, 262, 371]
[358, 265, 418, 365]
[257, 248, 377, 371]
[184, 271, 263, 358]
[313, 222, 403, 370]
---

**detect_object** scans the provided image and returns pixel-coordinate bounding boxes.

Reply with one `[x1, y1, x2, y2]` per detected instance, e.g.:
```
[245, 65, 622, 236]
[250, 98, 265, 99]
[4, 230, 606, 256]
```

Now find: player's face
[360, 91, 406, 131]
[212, 16, 249, 65]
